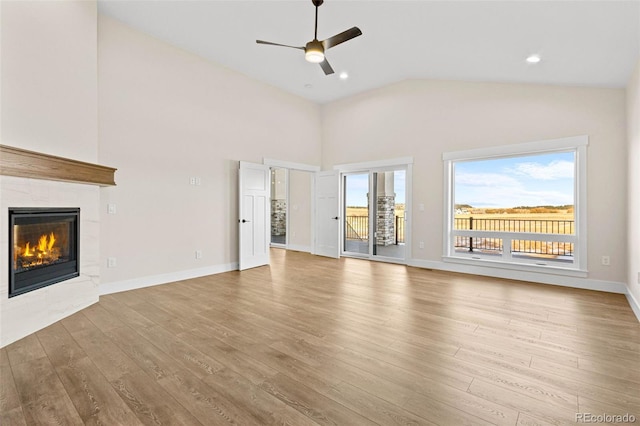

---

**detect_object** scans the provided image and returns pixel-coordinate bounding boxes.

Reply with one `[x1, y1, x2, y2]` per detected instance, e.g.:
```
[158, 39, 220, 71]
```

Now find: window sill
[442, 255, 588, 278]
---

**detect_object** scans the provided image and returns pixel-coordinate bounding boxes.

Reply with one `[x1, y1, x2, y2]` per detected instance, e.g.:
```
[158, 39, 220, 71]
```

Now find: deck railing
[454, 217, 574, 234]
[395, 216, 405, 245]
[345, 216, 405, 244]
[345, 216, 368, 240]
[453, 217, 575, 256]
[344, 216, 572, 256]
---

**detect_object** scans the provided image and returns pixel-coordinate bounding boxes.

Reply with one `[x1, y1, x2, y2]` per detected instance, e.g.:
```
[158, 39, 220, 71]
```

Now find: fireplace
[9, 208, 80, 297]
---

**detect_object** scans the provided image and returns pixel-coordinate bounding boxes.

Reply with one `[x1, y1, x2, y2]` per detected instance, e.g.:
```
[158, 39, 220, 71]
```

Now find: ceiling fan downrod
[313, 0, 323, 40]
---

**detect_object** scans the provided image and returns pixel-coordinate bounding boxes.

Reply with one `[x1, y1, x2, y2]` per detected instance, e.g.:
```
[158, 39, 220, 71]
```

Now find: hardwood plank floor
[2, 249, 639, 425]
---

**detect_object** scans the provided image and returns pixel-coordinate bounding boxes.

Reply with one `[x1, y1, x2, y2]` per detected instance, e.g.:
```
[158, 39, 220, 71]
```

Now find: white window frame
[442, 135, 588, 277]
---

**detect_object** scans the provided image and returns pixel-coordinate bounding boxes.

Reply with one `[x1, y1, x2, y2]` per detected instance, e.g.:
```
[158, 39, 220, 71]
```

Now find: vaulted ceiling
[98, 0, 640, 104]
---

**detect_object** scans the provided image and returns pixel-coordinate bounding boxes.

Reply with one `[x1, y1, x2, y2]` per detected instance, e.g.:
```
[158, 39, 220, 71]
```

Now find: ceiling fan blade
[319, 58, 334, 75]
[322, 27, 362, 50]
[256, 40, 304, 50]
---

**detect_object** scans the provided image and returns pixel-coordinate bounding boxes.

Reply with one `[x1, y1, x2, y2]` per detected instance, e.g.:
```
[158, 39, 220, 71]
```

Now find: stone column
[376, 172, 395, 246]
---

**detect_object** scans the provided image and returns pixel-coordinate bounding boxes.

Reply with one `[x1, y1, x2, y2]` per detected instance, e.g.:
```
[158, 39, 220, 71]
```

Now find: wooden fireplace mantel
[0, 145, 116, 186]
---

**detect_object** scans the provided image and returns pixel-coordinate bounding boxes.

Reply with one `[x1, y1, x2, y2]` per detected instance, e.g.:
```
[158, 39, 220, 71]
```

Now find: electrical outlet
[419, 241, 425, 249]
[601, 256, 610, 266]
[195, 250, 202, 260]
[107, 204, 117, 214]
[107, 257, 117, 268]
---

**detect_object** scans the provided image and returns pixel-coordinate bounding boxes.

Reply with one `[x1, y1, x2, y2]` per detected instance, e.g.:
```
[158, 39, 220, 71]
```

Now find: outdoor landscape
[454, 204, 574, 230]
[345, 203, 575, 258]
[453, 204, 575, 257]
[346, 204, 405, 218]
[346, 203, 574, 232]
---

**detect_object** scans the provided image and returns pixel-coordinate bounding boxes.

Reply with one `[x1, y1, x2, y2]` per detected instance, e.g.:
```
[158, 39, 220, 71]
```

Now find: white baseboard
[99, 262, 238, 295]
[286, 244, 312, 253]
[408, 258, 627, 294]
[626, 290, 640, 322]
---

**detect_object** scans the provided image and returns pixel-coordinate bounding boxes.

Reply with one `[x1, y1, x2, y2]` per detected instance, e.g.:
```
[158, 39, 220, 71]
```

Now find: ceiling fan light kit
[256, 0, 362, 75]
[305, 40, 325, 63]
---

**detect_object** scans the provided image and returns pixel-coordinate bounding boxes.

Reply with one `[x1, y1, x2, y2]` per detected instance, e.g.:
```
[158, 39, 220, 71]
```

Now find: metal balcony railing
[453, 217, 575, 257]
[345, 216, 405, 244]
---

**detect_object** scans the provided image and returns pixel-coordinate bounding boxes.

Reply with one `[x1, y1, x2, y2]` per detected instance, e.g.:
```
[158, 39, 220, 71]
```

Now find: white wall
[289, 170, 312, 251]
[322, 79, 627, 288]
[627, 59, 640, 314]
[1, 0, 98, 163]
[98, 17, 321, 291]
[0, 1, 100, 347]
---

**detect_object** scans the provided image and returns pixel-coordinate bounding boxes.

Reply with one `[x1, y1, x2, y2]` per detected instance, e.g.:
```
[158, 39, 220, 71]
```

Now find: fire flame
[15, 232, 60, 268]
[38, 234, 48, 253]
[24, 242, 34, 257]
[48, 232, 56, 251]
[35, 232, 56, 254]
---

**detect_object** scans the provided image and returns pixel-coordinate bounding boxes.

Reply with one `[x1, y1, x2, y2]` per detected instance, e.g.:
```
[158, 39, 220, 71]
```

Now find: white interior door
[239, 161, 270, 270]
[314, 170, 340, 258]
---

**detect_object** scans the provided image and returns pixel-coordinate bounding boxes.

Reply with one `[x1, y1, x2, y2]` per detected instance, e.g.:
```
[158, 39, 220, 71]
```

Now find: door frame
[335, 157, 413, 264]
[263, 159, 320, 253]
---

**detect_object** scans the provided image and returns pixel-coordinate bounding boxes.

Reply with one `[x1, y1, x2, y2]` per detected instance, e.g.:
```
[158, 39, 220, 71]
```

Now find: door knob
[332, 217, 339, 220]
[241, 219, 251, 223]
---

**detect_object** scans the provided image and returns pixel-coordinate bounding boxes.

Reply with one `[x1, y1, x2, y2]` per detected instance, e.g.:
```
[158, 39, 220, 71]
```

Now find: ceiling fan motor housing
[305, 40, 325, 63]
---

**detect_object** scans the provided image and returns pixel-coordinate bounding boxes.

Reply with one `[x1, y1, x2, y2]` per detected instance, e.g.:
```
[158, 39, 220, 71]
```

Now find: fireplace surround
[9, 207, 80, 297]
[1, 145, 114, 347]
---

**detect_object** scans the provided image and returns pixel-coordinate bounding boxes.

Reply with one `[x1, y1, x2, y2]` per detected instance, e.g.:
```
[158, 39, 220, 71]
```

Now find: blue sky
[345, 171, 406, 207]
[454, 151, 575, 208]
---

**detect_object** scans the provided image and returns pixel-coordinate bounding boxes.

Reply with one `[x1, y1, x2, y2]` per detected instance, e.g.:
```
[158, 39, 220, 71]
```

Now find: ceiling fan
[256, 0, 362, 75]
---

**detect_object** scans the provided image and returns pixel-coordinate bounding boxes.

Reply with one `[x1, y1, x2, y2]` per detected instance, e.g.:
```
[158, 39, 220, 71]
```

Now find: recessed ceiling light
[526, 54, 541, 64]
[339, 72, 349, 80]
[304, 83, 313, 89]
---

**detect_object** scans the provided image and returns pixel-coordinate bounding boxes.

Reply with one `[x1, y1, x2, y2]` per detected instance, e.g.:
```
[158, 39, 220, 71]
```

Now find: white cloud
[510, 160, 574, 181]
[455, 171, 573, 208]
[457, 186, 573, 208]
[455, 172, 521, 188]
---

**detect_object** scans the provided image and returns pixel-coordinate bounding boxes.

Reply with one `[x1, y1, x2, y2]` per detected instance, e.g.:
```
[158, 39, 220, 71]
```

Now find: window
[443, 136, 587, 275]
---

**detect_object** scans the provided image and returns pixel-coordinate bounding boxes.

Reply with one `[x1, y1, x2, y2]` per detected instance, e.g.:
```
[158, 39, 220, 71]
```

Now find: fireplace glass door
[9, 208, 79, 297]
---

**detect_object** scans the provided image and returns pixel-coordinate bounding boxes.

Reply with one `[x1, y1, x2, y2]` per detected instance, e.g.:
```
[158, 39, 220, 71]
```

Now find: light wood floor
[2, 249, 639, 425]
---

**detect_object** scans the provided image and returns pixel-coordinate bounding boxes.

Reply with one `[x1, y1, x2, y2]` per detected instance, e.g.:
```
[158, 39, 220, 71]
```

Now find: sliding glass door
[343, 173, 369, 255]
[372, 169, 406, 260]
[342, 168, 407, 261]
